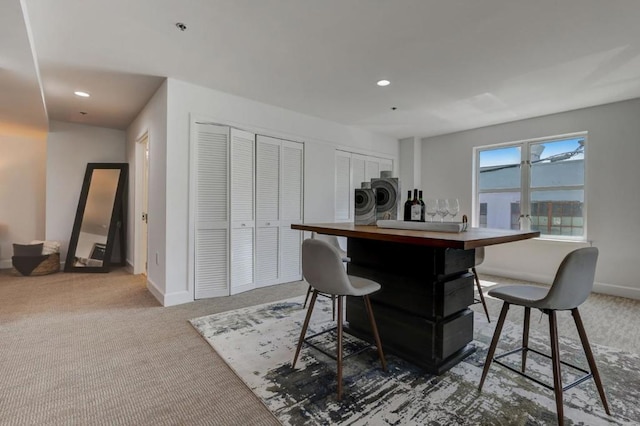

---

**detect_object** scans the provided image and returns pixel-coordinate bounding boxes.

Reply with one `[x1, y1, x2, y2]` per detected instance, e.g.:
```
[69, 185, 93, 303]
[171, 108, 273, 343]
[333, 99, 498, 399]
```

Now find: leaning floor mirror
[65, 163, 128, 272]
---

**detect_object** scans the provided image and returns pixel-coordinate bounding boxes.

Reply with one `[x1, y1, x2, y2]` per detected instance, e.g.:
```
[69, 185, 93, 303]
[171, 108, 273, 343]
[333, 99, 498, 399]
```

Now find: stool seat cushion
[488, 284, 549, 308]
[347, 275, 381, 296]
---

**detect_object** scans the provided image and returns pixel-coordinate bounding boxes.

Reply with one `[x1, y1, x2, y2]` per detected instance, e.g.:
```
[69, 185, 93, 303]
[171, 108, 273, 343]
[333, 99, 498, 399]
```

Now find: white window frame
[473, 131, 588, 241]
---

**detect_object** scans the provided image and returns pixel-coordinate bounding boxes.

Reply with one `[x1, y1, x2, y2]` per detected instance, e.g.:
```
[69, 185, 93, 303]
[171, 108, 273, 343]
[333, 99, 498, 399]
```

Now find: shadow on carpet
[190, 297, 638, 425]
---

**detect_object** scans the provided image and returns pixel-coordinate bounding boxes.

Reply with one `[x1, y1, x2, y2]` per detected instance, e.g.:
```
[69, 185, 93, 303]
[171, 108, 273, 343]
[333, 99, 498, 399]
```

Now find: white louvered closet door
[379, 158, 393, 175]
[335, 151, 351, 221]
[230, 128, 256, 295]
[365, 158, 380, 181]
[194, 123, 229, 299]
[255, 136, 281, 287]
[280, 141, 304, 282]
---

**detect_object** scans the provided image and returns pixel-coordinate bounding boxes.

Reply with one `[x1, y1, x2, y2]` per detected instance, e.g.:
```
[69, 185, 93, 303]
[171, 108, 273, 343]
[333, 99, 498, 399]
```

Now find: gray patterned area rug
[190, 297, 639, 425]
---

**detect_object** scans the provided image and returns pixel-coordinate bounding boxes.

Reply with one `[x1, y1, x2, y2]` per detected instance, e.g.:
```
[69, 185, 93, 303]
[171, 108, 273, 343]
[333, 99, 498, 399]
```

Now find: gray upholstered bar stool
[478, 247, 610, 425]
[302, 232, 350, 320]
[471, 247, 491, 322]
[293, 238, 387, 400]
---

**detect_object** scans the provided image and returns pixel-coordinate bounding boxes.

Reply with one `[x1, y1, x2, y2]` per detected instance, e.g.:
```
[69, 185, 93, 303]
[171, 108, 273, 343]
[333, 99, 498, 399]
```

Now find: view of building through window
[476, 134, 586, 239]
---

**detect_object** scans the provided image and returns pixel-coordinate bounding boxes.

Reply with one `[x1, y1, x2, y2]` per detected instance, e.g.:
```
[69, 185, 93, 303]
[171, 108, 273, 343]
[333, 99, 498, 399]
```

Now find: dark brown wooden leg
[572, 308, 611, 415]
[332, 295, 336, 321]
[293, 290, 318, 368]
[522, 307, 531, 373]
[549, 310, 564, 426]
[479, 302, 510, 391]
[337, 295, 344, 400]
[472, 267, 491, 323]
[303, 285, 312, 308]
[364, 295, 387, 371]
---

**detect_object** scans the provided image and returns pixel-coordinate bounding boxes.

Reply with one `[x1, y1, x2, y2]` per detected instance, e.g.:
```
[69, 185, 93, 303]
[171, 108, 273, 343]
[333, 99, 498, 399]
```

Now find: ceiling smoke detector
[175, 22, 187, 31]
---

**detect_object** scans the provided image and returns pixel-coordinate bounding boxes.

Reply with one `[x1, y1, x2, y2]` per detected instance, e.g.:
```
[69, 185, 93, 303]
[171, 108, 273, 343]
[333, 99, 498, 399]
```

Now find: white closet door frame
[230, 128, 256, 295]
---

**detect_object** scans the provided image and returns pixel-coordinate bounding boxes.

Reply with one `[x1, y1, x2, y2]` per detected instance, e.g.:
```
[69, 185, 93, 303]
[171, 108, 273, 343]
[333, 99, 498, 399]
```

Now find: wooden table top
[291, 222, 540, 250]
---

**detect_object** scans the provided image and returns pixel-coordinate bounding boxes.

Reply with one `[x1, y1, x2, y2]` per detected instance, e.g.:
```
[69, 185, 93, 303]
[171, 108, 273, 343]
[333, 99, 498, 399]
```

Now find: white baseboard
[146, 277, 193, 306]
[477, 266, 640, 301]
[162, 290, 194, 306]
[124, 260, 134, 274]
[230, 282, 254, 295]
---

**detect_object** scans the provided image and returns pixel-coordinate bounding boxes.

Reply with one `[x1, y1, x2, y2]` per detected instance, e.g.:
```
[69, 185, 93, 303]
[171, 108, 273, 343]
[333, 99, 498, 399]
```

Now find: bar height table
[291, 223, 539, 374]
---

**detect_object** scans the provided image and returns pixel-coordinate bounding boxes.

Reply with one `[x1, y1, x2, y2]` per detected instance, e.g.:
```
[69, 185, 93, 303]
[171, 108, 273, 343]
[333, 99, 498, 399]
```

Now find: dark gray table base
[345, 237, 476, 374]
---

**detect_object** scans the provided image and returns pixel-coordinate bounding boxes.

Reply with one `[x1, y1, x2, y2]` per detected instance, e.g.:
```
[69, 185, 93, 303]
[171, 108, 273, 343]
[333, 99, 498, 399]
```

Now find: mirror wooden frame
[65, 163, 128, 272]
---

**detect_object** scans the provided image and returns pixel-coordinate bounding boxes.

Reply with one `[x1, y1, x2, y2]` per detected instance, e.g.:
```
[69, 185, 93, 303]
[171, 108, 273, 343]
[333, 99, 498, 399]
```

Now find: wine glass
[425, 199, 438, 222]
[447, 198, 459, 222]
[436, 199, 449, 222]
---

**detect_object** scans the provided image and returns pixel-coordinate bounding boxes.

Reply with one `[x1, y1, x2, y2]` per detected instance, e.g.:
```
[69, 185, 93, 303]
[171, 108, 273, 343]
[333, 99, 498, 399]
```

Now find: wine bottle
[411, 189, 421, 221]
[403, 190, 412, 221]
[419, 190, 425, 222]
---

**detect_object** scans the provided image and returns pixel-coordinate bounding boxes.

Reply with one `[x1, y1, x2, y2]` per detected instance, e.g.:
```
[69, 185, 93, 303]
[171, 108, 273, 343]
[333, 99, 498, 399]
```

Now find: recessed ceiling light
[377, 80, 390, 87]
[74, 91, 90, 97]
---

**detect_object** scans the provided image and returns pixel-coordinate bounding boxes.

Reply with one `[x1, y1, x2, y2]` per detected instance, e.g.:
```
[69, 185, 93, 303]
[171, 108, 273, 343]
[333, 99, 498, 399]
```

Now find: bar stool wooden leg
[479, 302, 510, 391]
[363, 295, 387, 371]
[549, 310, 564, 426]
[303, 285, 312, 308]
[293, 290, 318, 368]
[332, 295, 336, 321]
[522, 307, 531, 372]
[336, 295, 344, 400]
[472, 267, 491, 323]
[572, 308, 611, 415]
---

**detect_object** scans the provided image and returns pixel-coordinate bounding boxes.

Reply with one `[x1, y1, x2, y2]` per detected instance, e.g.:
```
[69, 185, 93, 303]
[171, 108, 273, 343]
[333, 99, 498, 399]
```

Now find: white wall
[45, 121, 126, 261]
[0, 126, 47, 268]
[421, 98, 640, 299]
[126, 80, 168, 299]
[145, 78, 398, 306]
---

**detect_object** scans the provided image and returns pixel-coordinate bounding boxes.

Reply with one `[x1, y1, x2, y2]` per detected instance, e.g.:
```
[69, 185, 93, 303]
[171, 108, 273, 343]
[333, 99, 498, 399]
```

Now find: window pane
[479, 192, 521, 230]
[530, 190, 584, 237]
[479, 146, 521, 191]
[530, 138, 584, 188]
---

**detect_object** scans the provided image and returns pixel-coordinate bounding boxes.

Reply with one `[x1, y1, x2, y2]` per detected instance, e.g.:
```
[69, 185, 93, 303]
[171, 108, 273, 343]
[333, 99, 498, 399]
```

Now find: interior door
[255, 135, 281, 287]
[230, 128, 256, 295]
[279, 140, 304, 282]
[194, 123, 229, 298]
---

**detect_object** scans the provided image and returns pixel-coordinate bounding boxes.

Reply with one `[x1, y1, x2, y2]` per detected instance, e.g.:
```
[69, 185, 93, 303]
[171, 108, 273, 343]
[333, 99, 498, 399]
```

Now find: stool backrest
[475, 246, 485, 267]
[312, 232, 346, 258]
[302, 238, 353, 296]
[542, 247, 599, 310]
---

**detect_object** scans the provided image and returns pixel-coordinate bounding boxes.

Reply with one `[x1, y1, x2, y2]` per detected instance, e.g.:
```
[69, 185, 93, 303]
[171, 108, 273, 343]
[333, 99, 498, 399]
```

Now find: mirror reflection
[65, 163, 127, 273]
[72, 169, 120, 267]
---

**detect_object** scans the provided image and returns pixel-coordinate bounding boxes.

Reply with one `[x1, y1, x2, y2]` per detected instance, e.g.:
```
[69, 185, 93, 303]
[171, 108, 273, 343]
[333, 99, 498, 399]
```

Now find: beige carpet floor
[1, 268, 638, 425]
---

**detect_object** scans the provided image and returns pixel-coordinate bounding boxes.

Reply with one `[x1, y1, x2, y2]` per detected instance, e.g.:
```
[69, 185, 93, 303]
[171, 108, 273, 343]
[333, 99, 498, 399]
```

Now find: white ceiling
[5, 0, 640, 138]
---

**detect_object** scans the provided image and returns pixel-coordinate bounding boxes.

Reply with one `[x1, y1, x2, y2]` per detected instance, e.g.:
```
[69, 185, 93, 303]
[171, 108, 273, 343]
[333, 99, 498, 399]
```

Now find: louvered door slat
[231, 227, 254, 291]
[197, 128, 228, 223]
[280, 227, 302, 281]
[352, 155, 366, 189]
[335, 152, 351, 220]
[195, 229, 228, 298]
[231, 129, 255, 222]
[195, 123, 229, 299]
[366, 159, 380, 181]
[256, 227, 279, 285]
[281, 143, 303, 221]
[256, 137, 280, 221]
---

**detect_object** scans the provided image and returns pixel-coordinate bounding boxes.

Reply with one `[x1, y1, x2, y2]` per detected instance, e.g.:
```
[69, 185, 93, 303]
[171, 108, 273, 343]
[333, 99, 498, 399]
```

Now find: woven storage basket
[12, 252, 60, 276]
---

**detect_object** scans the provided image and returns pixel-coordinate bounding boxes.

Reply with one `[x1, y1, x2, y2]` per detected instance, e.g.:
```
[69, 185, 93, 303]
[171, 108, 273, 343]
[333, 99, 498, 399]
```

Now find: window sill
[533, 236, 591, 245]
